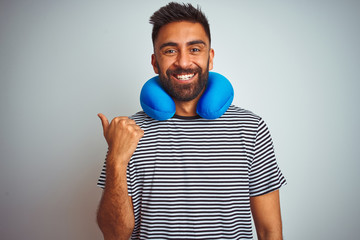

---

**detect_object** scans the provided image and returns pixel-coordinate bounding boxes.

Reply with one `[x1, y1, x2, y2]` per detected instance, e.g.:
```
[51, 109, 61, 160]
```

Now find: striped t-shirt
[97, 105, 286, 239]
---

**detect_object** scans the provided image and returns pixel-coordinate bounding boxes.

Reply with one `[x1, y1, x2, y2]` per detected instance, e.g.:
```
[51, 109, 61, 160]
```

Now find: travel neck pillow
[140, 72, 234, 121]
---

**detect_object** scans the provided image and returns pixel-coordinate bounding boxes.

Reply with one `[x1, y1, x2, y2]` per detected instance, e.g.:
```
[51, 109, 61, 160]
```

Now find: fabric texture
[97, 105, 286, 239]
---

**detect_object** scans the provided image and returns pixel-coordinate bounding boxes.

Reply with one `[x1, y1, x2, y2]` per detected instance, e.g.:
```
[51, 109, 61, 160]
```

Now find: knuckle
[137, 129, 144, 138]
[111, 117, 119, 124]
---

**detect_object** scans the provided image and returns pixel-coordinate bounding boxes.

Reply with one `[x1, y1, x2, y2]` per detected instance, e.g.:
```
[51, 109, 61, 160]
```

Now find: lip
[171, 73, 197, 84]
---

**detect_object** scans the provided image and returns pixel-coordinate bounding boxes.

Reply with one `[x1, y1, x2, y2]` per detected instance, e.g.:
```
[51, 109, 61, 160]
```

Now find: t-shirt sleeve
[126, 161, 133, 196]
[96, 151, 133, 197]
[97, 149, 108, 189]
[97, 160, 106, 189]
[249, 118, 286, 197]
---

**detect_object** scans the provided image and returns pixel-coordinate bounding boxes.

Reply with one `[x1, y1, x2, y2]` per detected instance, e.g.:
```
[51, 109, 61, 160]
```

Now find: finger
[112, 117, 137, 126]
[97, 113, 109, 134]
[114, 116, 133, 121]
[127, 118, 137, 125]
[132, 124, 143, 131]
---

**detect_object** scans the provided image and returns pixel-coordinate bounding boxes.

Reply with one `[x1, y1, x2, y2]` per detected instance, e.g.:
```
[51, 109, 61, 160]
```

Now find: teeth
[176, 74, 194, 80]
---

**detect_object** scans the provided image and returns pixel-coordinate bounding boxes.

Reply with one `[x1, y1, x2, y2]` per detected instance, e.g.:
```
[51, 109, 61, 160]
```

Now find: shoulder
[129, 111, 153, 126]
[223, 105, 262, 122]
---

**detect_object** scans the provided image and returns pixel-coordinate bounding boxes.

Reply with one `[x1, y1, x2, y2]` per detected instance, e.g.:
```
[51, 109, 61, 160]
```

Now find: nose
[175, 51, 191, 69]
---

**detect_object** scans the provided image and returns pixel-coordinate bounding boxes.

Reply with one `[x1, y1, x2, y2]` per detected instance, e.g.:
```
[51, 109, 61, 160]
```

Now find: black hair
[149, 2, 211, 45]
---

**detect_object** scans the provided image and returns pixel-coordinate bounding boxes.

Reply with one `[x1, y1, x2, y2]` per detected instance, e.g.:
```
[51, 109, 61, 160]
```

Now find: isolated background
[1, 0, 359, 239]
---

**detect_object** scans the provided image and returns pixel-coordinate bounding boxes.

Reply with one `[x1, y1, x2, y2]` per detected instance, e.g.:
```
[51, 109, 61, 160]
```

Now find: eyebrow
[159, 40, 207, 50]
[188, 40, 206, 46]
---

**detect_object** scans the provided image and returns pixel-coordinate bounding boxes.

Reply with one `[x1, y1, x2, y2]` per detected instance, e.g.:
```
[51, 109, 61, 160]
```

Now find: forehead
[154, 21, 209, 48]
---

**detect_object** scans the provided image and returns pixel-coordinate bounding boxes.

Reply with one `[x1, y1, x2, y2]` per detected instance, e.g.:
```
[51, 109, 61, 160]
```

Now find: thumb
[97, 113, 109, 135]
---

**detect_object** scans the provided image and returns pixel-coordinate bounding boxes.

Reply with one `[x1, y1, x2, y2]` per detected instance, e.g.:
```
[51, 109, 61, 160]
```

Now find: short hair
[149, 2, 211, 46]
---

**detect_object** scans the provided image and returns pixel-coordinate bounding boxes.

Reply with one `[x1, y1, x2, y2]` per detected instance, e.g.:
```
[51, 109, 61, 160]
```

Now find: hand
[98, 113, 144, 165]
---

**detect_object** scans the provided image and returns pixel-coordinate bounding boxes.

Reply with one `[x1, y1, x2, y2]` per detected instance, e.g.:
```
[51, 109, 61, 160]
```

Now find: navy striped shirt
[98, 105, 286, 239]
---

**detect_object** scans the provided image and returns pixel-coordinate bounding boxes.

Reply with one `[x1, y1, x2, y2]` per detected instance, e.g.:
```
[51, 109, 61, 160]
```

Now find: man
[97, 2, 286, 240]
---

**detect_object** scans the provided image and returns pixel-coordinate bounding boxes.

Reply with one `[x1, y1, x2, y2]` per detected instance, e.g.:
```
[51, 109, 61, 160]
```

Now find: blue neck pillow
[140, 72, 234, 121]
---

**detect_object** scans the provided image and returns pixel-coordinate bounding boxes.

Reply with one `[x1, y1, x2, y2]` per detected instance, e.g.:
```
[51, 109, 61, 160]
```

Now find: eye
[164, 49, 177, 55]
[190, 48, 200, 53]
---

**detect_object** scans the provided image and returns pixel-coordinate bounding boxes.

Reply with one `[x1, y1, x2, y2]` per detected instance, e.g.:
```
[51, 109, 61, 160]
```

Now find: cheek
[157, 57, 172, 70]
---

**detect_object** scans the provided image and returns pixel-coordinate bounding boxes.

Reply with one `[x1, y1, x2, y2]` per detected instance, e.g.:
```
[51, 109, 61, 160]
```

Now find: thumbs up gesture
[98, 113, 144, 166]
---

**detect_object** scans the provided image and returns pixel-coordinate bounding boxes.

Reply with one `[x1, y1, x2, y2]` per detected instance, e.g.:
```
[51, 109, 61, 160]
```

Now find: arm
[97, 153, 134, 240]
[250, 190, 283, 240]
[96, 114, 144, 240]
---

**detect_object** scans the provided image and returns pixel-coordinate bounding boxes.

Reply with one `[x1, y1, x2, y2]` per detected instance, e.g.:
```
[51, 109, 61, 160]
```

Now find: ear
[151, 54, 159, 74]
[208, 48, 215, 70]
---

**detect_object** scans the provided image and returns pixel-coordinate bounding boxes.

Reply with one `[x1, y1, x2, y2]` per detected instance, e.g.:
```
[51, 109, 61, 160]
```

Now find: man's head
[149, 2, 211, 47]
[149, 2, 214, 102]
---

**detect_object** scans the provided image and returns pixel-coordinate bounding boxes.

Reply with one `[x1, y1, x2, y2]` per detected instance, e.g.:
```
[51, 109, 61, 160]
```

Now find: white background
[1, 0, 359, 239]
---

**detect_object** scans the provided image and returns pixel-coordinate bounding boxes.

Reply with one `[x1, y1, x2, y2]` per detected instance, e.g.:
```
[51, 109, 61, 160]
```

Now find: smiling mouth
[173, 73, 196, 81]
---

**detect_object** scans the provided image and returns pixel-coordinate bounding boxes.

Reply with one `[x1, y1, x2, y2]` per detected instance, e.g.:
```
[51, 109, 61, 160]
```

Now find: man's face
[151, 21, 214, 101]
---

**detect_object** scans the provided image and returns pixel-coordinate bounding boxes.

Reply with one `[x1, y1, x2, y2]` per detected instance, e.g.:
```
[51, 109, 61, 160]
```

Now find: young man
[97, 2, 286, 240]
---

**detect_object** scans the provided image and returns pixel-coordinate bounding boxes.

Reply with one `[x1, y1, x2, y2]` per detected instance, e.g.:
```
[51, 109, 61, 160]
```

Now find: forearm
[96, 114, 143, 239]
[256, 226, 283, 240]
[97, 158, 134, 240]
[251, 190, 283, 240]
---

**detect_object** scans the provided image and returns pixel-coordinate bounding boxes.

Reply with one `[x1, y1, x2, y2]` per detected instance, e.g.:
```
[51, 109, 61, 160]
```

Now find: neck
[174, 99, 198, 117]
[173, 89, 204, 117]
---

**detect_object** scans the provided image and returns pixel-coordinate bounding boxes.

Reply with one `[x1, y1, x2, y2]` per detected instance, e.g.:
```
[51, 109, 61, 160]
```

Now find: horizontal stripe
[97, 105, 286, 239]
